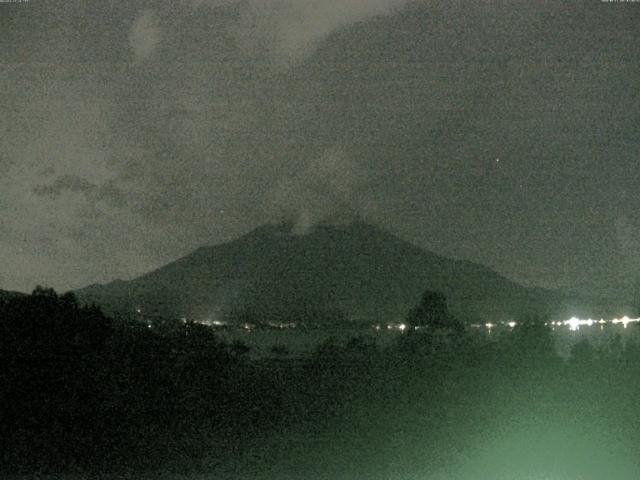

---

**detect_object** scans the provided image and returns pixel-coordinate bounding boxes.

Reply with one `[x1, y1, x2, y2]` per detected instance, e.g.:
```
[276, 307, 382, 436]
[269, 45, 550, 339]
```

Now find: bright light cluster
[469, 321, 517, 329]
[558, 316, 640, 331]
[265, 322, 297, 329]
[468, 316, 640, 332]
[193, 318, 227, 327]
[383, 323, 409, 332]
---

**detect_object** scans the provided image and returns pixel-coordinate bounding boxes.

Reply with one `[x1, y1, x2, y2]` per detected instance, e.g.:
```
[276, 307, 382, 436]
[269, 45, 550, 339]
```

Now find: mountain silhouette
[75, 221, 571, 324]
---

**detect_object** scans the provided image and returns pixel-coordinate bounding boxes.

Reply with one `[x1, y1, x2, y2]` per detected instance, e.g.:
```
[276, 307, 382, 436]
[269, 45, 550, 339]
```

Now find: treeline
[0, 288, 393, 475]
[2, 288, 640, 478]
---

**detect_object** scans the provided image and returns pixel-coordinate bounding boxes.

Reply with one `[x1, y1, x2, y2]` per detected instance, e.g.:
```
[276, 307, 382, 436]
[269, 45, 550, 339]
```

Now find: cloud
[193, 0, 410, 62]
[267, 148, 365, 234]
[34, 175, 95, 196]
[33, 175, 128, 207]
[270, 0, 410, 61]
[129, 10, 161, 60]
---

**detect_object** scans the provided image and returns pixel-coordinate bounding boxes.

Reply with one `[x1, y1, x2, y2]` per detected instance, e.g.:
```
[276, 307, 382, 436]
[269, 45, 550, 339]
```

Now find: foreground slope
[0, 289, 27, 302]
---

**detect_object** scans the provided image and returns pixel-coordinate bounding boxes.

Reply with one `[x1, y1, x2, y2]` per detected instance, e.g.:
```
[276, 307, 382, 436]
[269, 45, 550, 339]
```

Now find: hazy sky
[1, 0, 639, 294]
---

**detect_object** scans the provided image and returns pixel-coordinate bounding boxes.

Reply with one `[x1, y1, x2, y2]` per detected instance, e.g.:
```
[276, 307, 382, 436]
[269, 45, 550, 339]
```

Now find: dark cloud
[33, 175, 128, 208]
[34, 175, 96, 197]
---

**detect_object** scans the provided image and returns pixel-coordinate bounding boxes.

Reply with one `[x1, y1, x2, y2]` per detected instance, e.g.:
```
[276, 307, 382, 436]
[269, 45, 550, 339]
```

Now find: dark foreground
[2, 289, 640, 479]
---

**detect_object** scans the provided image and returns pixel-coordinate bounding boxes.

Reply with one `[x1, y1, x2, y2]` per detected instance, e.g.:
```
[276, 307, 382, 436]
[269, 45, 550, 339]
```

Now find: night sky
[1, 0, 639, 296]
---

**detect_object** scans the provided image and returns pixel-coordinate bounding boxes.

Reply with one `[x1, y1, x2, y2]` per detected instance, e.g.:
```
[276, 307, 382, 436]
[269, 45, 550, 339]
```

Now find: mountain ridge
[76, 221, 574, 324]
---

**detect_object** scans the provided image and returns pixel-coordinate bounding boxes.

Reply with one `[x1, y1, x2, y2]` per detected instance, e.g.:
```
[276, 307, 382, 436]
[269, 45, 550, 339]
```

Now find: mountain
[76, 221, 572, 324]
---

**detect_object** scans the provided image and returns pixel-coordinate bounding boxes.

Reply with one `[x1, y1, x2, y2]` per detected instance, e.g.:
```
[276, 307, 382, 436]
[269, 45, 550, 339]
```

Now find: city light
[386, 323, 409, 332]
[467, 316, 640, 332]
[566, 317, 581, 331]
[561, 315, 640, 331]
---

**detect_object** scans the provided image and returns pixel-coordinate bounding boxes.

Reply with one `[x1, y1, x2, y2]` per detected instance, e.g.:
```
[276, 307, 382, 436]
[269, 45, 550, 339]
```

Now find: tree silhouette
[407, 290, 463, 333]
